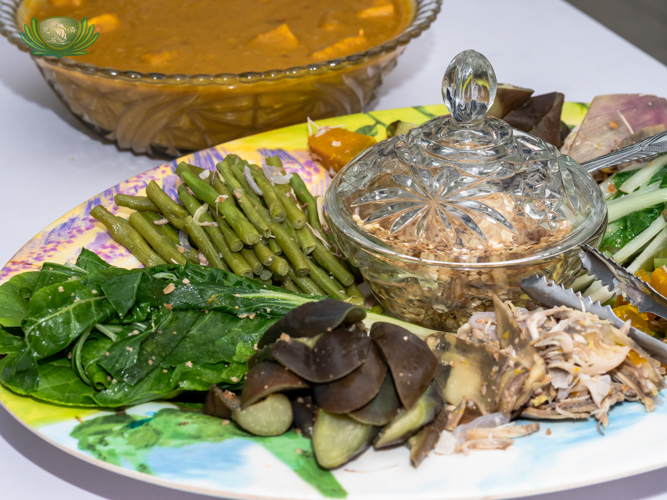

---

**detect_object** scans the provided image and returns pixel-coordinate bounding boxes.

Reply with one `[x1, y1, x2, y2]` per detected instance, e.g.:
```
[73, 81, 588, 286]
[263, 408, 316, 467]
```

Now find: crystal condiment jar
[325, 50, 607, 331]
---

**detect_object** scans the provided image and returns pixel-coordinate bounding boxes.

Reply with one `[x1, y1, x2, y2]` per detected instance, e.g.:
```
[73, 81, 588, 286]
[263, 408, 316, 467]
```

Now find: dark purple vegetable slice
[258, 298, 366, 348]
[503, 92, 565, 147]
[374, 384, 443, 449]
[312, 409, 378, 469]
[313, 343, 386, 414]
[408, 407, 449, 468]
[370, 322, 437, 410]
[348, 372, 401, 426]
[247, 345, 272, 369]
[291, 395, 316, 438]
[487, 83, 534, 118]
[232, 393, 293, 436]
[241, 362, 308, 409]
[203, 385, 240, 420]
[271, 327, 370, 383]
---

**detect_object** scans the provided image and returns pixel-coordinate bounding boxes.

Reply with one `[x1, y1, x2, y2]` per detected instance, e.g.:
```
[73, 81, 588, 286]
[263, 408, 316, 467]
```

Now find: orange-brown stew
[29, 0, 411, 74]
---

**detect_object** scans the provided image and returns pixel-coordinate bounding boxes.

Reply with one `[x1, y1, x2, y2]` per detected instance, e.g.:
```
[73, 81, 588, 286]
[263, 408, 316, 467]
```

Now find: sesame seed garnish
[58, 286, 64, 293]
[148, 359, 153, 365]
[164, 303, 173, 310]
[185, 361, 193, 368]
[182, 278, 190, 284]
[163, 283, 175, 294]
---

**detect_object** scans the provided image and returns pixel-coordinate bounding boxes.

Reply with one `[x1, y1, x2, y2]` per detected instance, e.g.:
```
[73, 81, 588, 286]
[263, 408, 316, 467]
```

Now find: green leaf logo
[20, 17, 98, 58]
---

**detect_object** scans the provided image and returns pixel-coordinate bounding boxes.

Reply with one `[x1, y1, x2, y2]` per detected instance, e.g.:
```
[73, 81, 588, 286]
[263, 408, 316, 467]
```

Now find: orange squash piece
[89, 14, 120, 33]
[250, 23, 300, 50]
[308, 127, 376, 172]
[358, 0, 395, 18]
[310, 30, 367, 61]
[651, 266, 667, 298]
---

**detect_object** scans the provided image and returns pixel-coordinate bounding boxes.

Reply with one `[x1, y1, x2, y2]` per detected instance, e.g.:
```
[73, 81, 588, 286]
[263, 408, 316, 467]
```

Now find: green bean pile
[91, 154, 364, 305]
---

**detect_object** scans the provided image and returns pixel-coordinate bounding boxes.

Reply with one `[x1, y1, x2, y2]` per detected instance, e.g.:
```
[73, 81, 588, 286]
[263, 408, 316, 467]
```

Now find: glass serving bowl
[0, 0, 441, 157]
[326, 50, 607, 331]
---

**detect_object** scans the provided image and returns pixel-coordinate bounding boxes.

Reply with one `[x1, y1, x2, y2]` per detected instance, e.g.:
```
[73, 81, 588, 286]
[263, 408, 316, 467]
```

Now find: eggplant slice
[258, 298, 366, 348]
[271, 327, 371, 383]
[313, 343, 387, 414]
[203, 385, 240, 419]
[370, 322, 438, 410]
[312, 409, 378, 469]
[241, 361, 308, 409]
[409, 407, 450, 468]
[348, 372, 401, 426]
[233, 393, 293, 437]
[374, 384, 443, 449]
[291, 395, 316, 438]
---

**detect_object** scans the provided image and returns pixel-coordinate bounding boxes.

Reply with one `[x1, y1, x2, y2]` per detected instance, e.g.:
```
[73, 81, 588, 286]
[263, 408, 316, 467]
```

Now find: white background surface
[2, 0, 667, 498]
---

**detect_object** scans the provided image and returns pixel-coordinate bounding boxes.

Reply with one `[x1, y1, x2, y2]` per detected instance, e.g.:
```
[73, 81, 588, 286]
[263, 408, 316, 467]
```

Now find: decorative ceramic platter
[5, 103, 664, 500]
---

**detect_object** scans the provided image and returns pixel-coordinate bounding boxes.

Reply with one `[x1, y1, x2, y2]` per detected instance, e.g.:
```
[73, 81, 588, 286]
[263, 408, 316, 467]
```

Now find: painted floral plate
[4, 103, 663, 500]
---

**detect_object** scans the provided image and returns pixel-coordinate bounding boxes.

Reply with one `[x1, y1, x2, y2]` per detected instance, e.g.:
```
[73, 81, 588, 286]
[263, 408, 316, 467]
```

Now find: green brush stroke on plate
[71, 408, 346, 498]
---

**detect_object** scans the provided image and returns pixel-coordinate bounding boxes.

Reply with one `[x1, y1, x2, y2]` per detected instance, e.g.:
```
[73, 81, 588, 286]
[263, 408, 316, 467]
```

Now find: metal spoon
[581, 130, 667, 173]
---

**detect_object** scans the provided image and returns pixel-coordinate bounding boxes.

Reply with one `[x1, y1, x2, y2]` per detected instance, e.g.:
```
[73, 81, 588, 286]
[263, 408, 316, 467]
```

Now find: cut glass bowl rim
[0, 0, 441, 85]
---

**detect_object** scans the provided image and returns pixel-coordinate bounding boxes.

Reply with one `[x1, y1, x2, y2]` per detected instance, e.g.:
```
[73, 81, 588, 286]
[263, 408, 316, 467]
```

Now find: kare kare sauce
[29, 0, 412, 74]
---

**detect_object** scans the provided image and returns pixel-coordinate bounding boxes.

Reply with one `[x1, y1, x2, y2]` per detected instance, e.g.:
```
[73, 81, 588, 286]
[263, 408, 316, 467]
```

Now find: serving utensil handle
[581, 130, 667, 173]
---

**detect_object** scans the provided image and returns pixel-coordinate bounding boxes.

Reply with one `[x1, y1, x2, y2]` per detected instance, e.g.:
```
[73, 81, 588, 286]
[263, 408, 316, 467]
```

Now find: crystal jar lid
[326, 50, 607, 264]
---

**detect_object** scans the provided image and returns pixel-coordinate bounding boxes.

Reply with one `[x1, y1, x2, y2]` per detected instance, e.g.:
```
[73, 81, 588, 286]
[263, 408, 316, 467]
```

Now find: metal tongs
[582, 130, 667, 173]
[520, 244, 667, 364]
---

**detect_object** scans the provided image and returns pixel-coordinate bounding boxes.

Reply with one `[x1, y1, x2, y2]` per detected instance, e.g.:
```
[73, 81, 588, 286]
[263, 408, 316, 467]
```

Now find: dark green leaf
[76, 248, 112, 272]
[137, 263, 312, 317]
[171, 362, 247, 391]
[602, 204, 665, 252]
[165, 311, 275, 366]
[80, 332, 114, 390]
[92, 366, 178, 407]
[0, 327, 26, 355]
[0, 271, 39, 327]
[34, 263, 87, 292]
[650, 164, 667, 185]
[100, 271, 143, 318]
[121, 310, 200, 386]
[24, 281, 115, 359]
[0, 349, 39, 394]
[32, 358, 98, 406]
[107, 302, 151, 324]
[97, 329, 152, 380]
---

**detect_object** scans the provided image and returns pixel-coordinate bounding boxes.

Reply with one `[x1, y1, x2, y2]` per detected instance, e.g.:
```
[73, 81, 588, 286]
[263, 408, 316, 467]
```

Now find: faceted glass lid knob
[442, 50, 497, 123]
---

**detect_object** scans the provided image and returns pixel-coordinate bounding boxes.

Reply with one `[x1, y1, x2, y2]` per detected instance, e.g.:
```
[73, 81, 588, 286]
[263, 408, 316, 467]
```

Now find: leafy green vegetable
[0, 328, 25, 355]
[165, 311, 275, 366]
[119, 310, 200, 386]
[79, 332, 114, 390]
[99, 271, 143, 318]
[32, 358, 98, 407]
[93, 366, 178, 407]
[137, 262, 314, 317]
[0, 271, 39, 327]
[76, 248, 112, 272]
[602, 204, 665, 252]
[171, 362, 247, 391]
[24, 281, 115, 359]
[0, 348, 39, 394]
[33, 263, 87, 292]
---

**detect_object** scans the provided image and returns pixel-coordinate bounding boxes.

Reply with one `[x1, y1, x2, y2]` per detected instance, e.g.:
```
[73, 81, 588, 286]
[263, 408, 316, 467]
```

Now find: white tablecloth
[2, 1, 667, 498]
